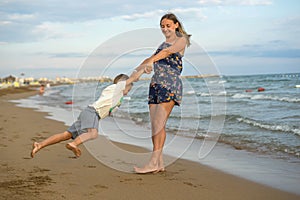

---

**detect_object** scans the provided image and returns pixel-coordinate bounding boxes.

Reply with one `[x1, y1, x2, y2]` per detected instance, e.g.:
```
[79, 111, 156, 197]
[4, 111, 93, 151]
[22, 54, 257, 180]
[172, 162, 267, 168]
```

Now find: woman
[134, 13, 191, 173]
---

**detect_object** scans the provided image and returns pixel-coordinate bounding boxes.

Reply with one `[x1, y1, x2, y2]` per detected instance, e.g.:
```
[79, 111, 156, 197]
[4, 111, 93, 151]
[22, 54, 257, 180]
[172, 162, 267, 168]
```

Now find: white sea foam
[185, 90, 196, 95]
[232, 93, 300, 103]
[208, 80, 227, 84]
[197, 91, 227, 96]
[237, 117, 300, 136]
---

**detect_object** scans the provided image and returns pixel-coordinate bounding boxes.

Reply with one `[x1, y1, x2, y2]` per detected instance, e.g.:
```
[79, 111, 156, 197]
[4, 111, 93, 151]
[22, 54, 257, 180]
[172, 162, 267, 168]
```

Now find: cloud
[0, 1, 209, 43]
[206, 39, 300, 58]
[0, 20, 77, 42]
[210, 49, 300, 58]
[198, 0, 273, 6]
[209, 41, 300, 58]
[0, 0, 140, 43]
[0, 0, 176, 23]
[0, 1, 111, 22]
[239, 0, 272, 6]
[0, 0, 274, 24]
[0, 1, 141, 42]
[0, 0, 280, 44]
[115, 10, 165, 21]
[115, 8, 207, 21]
[35, 52, 88, 58]
[7, 13, 36, 21]
[0, 22, 38, 42]
[0, 21, 12, 25]
[32, 22, 84, 40]
[272, 16, 300, 34]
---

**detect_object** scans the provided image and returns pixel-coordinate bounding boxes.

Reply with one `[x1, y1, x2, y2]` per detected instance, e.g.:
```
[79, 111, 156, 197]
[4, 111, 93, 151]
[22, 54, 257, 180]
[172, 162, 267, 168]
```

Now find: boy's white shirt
[90, 81, 126, 119]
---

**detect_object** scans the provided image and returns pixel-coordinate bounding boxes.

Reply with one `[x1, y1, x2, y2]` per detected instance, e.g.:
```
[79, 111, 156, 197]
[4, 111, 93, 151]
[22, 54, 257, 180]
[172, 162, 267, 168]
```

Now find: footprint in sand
[183, 181, 202, 188]
[119, 178, 143, 183]
[183, 181, 197, 188]
[94, 184, 108, 189]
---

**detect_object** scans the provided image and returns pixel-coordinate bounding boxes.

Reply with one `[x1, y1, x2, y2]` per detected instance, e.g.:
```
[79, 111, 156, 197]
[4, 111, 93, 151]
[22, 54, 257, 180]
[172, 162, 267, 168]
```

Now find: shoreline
[0, 89, 299, 199]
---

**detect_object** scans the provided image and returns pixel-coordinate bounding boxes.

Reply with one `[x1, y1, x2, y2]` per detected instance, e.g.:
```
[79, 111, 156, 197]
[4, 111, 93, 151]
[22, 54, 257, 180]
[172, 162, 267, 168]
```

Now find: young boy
[31, 66, 150, 158]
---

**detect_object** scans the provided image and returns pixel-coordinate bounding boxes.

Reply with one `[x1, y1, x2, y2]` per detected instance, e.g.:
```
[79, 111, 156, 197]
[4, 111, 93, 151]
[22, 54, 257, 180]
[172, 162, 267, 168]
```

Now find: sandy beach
[0, 88, 299, 200]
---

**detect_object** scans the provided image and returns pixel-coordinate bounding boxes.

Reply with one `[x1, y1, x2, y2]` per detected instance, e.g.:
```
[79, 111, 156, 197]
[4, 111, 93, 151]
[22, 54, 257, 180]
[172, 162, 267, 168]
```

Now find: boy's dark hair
[113, 74, 129, 84]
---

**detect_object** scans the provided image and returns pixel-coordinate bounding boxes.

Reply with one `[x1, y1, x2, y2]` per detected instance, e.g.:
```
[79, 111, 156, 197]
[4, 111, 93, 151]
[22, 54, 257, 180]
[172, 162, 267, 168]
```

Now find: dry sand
[0, 88, 299, 200]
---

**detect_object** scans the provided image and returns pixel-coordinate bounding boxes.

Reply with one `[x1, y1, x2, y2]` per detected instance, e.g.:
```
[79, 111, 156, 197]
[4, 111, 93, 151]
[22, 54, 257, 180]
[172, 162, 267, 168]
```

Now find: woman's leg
[151, 102, 175, 170]
[31, 131, 72, 158]
[134, 101, 175, 173]
[66, 128, 98, 157]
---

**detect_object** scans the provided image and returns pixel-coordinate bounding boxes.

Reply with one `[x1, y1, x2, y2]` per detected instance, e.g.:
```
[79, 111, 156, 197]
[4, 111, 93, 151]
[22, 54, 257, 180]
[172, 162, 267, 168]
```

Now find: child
[31, 66, 150, 158]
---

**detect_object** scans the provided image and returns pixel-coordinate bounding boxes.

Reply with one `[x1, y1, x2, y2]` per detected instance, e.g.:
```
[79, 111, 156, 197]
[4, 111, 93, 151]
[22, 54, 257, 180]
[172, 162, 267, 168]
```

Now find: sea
[12, 73, 300, 194]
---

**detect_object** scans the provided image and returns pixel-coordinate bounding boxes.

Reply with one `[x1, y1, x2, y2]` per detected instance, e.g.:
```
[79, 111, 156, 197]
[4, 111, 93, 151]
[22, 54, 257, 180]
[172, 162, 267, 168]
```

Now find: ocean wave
[237, 117, 300, 136]
[217, 134, 300, 159]
[170, 115, 205, 120]
[185, 90, 196, 95]
[196, 91, 227, 97]
[208, 80, 227, 84]
[168, 125, 300, 160]
[43, 88, 61, 97]
[232, 93, 300, 103]
[122, 111, 228, 124]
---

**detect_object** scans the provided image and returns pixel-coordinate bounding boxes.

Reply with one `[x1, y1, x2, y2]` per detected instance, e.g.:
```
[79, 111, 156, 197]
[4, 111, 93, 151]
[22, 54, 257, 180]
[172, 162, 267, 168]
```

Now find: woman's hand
[142, 57, 154, 74]
[145, 63, 153, 74]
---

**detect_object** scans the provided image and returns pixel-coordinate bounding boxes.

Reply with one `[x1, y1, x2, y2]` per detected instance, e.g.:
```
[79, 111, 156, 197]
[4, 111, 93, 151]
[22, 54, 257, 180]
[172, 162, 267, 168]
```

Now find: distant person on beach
[31, 66, 152, 158]
[39, 84, 45, 95]
[134, 13, 191, 173]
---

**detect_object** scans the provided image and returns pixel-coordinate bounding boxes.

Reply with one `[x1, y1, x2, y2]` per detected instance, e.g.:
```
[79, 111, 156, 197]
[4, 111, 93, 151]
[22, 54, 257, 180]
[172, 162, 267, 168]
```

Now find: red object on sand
[65, 101, 73, 105]
[257, 87, 265, 92]
[245, 89, 253, 92]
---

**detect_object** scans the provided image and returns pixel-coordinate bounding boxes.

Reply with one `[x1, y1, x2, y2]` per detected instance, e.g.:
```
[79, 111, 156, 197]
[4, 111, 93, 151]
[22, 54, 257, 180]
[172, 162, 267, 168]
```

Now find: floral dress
[148, 42, 183, 106]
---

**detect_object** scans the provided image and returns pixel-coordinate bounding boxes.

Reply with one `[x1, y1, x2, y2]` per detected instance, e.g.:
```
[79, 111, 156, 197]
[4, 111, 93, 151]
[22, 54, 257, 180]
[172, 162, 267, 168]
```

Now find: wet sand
[0, 88, 299, 200]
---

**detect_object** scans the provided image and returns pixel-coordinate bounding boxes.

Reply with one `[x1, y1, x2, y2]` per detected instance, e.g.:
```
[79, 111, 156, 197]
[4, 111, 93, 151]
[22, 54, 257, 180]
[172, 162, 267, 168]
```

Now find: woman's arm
[134, 58, 153, 71]
[135, 37, 187, 70]
[148, 37, 187, 63]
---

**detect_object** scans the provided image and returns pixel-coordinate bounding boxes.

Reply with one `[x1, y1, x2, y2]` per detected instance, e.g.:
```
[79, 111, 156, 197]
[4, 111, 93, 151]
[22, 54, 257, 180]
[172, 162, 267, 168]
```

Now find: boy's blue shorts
[67, 106, 100, 139]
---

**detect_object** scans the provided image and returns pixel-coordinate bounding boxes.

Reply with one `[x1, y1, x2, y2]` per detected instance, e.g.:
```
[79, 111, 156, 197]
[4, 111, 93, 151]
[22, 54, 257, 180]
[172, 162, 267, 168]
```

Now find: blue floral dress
[148, 42, 183, 106]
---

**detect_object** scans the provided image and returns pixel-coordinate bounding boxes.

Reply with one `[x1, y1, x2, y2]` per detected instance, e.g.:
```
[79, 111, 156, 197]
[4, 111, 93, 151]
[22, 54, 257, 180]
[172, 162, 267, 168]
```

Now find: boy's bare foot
[31, 142, 41, 158]
[66, 143, 81, 157]
[134, 164, 158, 174]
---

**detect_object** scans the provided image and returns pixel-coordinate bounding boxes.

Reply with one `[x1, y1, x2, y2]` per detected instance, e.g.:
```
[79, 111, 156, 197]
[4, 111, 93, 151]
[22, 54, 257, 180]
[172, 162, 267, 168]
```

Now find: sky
[0, 0, 299, 78]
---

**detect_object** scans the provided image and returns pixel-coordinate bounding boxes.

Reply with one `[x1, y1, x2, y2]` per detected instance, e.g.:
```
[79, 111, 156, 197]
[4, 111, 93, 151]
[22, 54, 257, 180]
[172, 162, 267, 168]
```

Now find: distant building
[2, 75, 16, 83]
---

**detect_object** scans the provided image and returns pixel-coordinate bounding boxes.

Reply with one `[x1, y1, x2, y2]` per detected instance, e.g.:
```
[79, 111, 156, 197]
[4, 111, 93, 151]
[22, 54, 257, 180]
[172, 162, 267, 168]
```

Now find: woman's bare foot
[134, 164, 158, 174]
[153, 163, 165, 174]
[153, 167, 166, 174]
[66, 143, 81, 157]
[31, 142, 41, 158]
[153, 156, 165, 173]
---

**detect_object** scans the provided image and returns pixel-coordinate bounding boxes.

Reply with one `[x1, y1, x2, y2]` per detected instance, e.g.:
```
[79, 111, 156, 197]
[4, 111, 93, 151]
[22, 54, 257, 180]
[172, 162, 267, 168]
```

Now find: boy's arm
[126, 66, 147, 85]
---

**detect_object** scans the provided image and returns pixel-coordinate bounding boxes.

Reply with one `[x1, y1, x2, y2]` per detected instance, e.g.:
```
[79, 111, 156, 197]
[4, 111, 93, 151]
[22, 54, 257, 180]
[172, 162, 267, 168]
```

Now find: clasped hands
[144, 63, 153, 74]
